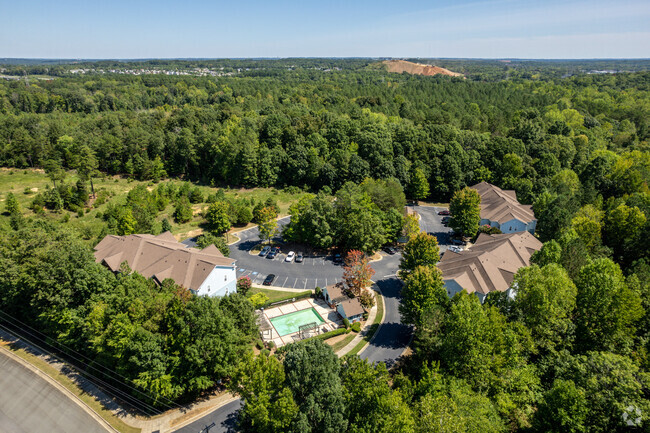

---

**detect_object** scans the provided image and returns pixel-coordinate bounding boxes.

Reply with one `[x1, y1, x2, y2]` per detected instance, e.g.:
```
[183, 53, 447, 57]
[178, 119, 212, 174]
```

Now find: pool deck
[263, 298, 344, 347]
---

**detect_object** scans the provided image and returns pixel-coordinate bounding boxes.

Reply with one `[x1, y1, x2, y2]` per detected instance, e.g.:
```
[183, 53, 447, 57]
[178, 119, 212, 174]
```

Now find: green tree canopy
[449, 187, 481, 238]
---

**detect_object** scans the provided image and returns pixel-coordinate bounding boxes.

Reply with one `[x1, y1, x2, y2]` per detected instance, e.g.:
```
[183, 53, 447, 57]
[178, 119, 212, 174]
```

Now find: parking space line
[304, 279, 307, 289]
[293, 278, 298, 288]
[325, 278, 327, 286]
[282, 276, 289, 287]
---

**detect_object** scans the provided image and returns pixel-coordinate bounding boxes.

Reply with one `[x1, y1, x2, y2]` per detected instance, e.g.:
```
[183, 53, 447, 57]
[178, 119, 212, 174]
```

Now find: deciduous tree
[449, 187, 481, 238]
[342, 250, 375, 298]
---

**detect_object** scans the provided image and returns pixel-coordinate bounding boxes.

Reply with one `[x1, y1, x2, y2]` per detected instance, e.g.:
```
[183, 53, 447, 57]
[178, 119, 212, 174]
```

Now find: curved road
[0, 350, 110, 433]
[174, 206, 448, 432]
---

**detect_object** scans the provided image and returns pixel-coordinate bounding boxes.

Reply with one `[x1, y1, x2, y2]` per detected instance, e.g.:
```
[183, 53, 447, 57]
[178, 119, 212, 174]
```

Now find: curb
[0, 346, 118, 433]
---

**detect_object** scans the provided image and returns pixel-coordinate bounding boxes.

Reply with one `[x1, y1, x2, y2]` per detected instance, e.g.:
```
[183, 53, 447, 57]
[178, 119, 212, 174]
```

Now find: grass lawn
[344, 291, 384, 357]
[0, 342, 141, 433]
[330, 333, 357, 352]
[248, 287, 311, 303]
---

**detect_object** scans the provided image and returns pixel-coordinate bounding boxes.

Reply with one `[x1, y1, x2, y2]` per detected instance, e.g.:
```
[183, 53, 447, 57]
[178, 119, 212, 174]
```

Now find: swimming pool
[270, 308, 325, 337]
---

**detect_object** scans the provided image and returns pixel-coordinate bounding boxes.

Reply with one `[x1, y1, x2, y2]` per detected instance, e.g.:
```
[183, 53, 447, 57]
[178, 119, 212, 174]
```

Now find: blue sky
[2, 0, 649, 59]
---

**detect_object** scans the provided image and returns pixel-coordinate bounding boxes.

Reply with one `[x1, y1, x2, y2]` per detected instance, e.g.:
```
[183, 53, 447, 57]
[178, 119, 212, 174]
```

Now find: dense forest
[1, 59, 649, 431]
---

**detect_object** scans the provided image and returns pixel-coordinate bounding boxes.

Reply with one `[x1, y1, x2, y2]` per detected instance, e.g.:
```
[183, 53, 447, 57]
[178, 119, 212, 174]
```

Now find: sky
[1, 0, 649, 59]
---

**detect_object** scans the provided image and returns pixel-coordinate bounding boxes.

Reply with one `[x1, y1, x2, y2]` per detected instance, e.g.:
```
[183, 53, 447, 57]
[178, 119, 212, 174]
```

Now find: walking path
[336, 286, 384, 356]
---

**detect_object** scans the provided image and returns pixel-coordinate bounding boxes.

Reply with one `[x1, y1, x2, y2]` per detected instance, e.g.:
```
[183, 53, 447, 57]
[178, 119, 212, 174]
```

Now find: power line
[0, 322, 164, 416]
[0, 308, 181, 410]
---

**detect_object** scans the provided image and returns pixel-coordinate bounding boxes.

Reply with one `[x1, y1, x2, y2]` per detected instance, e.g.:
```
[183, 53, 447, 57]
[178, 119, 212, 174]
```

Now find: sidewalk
[336, 286, 385, 357]
[0, 328, 238, 433]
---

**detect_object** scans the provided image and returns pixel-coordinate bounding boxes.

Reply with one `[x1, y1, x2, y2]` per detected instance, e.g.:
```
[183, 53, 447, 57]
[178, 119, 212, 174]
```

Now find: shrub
[351, 322, 361, 332]
[77, 209, 84, 218]
[343, 318, 350, 329]
[260, 349, 270, 357]
[249, 292, 269, 309]
[267, 341, 276, 350]
[345, 328, 352, 334]
[237, 276, 253, 297]
[255, 340, 264, 350]
[315, 286, 322, 297]
[314, 328, 346, 341]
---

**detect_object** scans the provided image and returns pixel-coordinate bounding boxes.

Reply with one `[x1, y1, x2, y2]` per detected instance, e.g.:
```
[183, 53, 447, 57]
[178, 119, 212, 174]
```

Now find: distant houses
[94, 232, 237, 297]
[470, 182, 537, 234]
[323, 282, 365, 323]
[438, 231, 542, 302]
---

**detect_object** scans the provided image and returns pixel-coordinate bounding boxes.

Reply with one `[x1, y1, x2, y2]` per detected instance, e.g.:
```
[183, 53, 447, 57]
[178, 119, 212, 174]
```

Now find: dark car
[383, 246, 397, 255]
[333, 253, 343, 264]
[295, 252, 304, 263]
[438, 209, 451, 216]
[259, 246, 271, 256]
[263, 274, 276, 286]
[442, 216, 451, 226]
[267, 246, 281, 259]
[450, 238, 467, 246]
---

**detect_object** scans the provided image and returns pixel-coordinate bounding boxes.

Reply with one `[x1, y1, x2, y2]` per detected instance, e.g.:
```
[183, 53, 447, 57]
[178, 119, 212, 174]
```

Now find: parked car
[438, 209, 450, 216]
[450, 238, 467, 246]
[295, 252, 304, 263]
[285, 251, 295, 262]
[448, 246, 463, 253]
[263, 274, 276, 285]
[442, 216, 451, 225]
[333, 253, 343, 264]
[383, 246, 397, 255]
[267, 246, 280, 259]
[259, 246, 271, 256]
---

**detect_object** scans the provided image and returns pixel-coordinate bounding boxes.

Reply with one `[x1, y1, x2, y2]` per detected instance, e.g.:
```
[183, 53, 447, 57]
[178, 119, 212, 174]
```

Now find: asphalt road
[0, 350, 110, 433]
[173, 400, 241, 433]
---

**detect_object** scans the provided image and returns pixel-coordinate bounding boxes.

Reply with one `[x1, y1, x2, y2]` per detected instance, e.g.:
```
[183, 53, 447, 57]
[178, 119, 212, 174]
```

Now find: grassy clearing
[0, 169, 307, 241]
[0, 342, 141, 433]
[344, 291, 384, 357]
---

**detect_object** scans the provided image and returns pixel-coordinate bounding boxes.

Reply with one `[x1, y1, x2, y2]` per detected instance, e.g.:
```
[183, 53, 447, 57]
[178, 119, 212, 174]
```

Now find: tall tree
[230, 353, 298, 433]
[400, 265, 448, 327]
[283, 340, 347, 433]
[76, 145, 99, 198]
[204, 201, 231, 234]
[257, 206, 278, 244]
[399, 232, 440, 279]
[574, 258, 643, 353]
[449, 187, 481, 238]
[408, 168, 430, 202]
[342, 249, 375, 298]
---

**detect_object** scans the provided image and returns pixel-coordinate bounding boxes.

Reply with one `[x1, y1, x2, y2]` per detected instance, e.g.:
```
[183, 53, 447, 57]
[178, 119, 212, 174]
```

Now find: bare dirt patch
[383, 60, 463, 77]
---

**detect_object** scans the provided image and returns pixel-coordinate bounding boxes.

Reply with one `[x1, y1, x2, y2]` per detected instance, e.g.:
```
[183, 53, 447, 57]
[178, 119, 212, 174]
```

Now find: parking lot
[412, 204, 454, 252]
[228, 217, 350, 290]
[210, 207, 448, 290]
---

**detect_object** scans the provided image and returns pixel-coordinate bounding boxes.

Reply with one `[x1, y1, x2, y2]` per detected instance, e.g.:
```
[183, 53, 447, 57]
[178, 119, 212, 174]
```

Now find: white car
[448, 246, 464, 253]
[285, 251, 295, 262]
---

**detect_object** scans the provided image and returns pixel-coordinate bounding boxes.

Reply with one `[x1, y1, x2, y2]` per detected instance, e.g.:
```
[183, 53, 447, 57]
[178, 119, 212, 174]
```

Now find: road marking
[293, 278, 298, 288]
[325, 278, 327, 286]
[282, 276, 289, 287]
[304, 279, 308, 289]
[383, 274, 396, 278]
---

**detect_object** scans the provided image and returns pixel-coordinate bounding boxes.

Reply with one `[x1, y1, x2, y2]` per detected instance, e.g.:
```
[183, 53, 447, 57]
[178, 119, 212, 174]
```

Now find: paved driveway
[411, 205, 454, 251]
